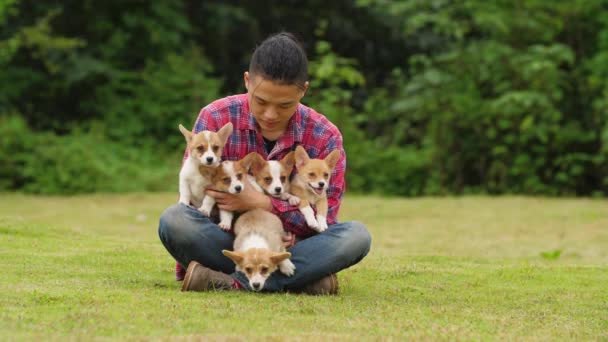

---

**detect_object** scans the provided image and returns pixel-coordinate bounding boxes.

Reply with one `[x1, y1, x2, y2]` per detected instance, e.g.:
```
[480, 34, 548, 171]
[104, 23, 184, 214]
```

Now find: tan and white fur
[290, 146, 341, 232]
[178, 122, 233, 213]
[206, 152, 257, 230]
[222, 209, 295, 291]
[248, 152, 300, 205]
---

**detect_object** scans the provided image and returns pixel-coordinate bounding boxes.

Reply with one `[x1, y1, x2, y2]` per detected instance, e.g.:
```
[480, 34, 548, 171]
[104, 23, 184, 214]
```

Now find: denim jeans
[158, 203, 372, 292]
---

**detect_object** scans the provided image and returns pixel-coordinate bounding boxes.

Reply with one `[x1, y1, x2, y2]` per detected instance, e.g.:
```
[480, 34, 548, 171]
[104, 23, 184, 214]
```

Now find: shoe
[302, 274, 339, 295]
[181, 261, 236, 292]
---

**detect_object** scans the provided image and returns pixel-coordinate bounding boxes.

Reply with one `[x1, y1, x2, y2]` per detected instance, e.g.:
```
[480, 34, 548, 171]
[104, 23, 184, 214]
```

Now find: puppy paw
[288, 195, 301, 206]
[316, 220, 328, 232]
[279, 260, 296, 276]
[218, 220, 231, 231]
[306, 217, 319, 230]
[198, 207, 211, 217]
[316, 215, 328, 232]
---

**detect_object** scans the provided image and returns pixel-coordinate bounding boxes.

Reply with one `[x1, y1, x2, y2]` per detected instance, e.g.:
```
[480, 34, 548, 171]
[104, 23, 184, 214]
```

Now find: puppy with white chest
[222, 209, 295, 291]
[290, 146, 341, 232]
[206, 152, 257, 230]
[178, 122, 233, 211]
[248, 151, 300, 205]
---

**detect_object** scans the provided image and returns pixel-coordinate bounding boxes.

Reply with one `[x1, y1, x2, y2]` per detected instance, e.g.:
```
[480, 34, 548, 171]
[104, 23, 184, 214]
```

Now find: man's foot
[302, 274, 339, 295]
[181, 261, 237, 292]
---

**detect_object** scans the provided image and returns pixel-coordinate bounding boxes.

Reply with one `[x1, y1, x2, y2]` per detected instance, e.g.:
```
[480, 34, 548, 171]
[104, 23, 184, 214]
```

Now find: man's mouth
[308, 183, 324, 195]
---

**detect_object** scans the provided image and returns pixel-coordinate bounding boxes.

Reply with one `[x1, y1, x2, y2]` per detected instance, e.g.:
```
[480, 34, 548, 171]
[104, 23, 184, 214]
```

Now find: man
[158, 32, 371, 294]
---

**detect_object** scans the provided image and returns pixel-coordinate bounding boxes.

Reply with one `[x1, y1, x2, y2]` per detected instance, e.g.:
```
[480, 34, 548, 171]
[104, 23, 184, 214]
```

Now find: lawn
[1, 193, 607, 340]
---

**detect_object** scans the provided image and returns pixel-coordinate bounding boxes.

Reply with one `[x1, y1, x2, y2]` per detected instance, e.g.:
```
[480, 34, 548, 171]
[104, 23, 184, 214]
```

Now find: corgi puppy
[178, 122, 233, 211]
[206, 152, 257, 230]
[222, 209, 295, 291]
[290, 146, 341, 232]
[248, 152, 300, 205]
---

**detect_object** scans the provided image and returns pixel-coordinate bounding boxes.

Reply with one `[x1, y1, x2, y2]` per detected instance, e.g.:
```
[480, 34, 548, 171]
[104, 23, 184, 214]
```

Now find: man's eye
[212, 145, 219, 152]
[279, 104, 291, 109]
[196, 146, 205, 153]
[280, 176, 286, 182]
[223, 177, 231, 184]
[264, 177, 272, 184]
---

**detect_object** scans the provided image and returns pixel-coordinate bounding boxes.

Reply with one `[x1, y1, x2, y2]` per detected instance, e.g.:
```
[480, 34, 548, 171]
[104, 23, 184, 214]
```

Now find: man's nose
[263, 108, 278, 119]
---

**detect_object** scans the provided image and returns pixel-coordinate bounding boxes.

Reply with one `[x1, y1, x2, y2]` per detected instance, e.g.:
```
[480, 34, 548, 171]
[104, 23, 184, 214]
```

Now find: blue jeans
[158, 203, 372, 292]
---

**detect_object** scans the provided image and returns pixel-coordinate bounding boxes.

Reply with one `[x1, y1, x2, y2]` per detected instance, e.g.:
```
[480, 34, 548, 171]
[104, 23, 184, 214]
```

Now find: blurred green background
[1, 0, 608, 197]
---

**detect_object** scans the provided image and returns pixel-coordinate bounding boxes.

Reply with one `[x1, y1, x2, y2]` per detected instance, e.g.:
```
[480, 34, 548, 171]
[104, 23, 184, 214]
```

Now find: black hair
[249, 32, 308, 89]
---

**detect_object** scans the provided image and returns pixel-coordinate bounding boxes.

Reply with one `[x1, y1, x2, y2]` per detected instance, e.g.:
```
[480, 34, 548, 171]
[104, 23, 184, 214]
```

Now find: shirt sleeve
[270, 134, 346, 236]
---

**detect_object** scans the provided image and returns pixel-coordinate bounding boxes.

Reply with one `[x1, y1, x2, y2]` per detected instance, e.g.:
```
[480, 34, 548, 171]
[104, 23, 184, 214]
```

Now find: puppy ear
[241, 152, 260, 171]
[324, 150, 341, 170]
[280, 151, 295, 172]
[179, 124, 193, 143]
[249, 152, 265, 175]
[217, 122, 234, 144]
[222, 250, 244, 264]
[294, 146, 310, 169]
[269, 252, 291, 264]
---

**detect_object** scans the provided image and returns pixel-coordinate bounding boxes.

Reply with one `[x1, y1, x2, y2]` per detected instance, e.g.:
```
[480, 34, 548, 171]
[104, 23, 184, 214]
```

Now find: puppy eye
[212, 145, 219, 152]
[280, 176, 286, 183]
[236, 173, 243, 180]
[196, 146, 205, 153]
[308, 172, 315, 178]
[323, 172, 329, 178]
[260, 267, 269, 274]
[264, 177, 272, 184]
[245, 267, 253, 274]
[223, 177, 231, 184]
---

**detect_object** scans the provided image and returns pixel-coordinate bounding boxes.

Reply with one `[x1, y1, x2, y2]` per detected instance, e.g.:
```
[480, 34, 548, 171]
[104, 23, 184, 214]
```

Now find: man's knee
[347, 221, 372, 256]
[158, 203, 194, 243]
[333, 221, 372, 258]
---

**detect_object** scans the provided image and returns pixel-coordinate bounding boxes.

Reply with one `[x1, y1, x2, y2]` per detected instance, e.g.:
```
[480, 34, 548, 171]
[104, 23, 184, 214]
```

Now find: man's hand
[282, 231, 297, 248]
[205, 183, 272, 213]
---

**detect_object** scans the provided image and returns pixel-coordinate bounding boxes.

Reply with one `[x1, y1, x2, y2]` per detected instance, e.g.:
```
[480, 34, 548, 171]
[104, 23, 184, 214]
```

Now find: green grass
[1, 193, 607, 340]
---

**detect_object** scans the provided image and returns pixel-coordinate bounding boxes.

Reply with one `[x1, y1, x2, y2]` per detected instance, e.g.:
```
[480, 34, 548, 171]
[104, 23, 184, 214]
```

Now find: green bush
[0, 116, 177, 194]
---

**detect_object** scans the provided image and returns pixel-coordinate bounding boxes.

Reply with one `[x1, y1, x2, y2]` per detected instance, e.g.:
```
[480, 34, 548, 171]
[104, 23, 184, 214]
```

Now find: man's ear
[178, 124, 192, 143]
[294, 146, 310, 169]
[222, 250, 244, 264]
[300, 81, 309, 97]
[270, 252, 291, 264]
[244, 71, 250, 91]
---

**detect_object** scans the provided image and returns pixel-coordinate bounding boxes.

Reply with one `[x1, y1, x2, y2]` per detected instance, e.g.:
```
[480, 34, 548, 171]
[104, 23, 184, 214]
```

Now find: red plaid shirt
[186, 93, 346, 237]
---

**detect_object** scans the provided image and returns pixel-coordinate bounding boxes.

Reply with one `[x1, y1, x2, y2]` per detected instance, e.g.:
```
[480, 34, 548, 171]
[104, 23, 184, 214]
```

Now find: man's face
[244, 72, 308, 139]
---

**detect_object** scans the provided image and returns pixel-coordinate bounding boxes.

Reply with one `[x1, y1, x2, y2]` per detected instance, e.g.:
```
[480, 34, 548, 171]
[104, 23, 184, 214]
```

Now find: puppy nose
[234, 185, 242, 193]
[206, 156, 214, 163]
[274, 187, 282, 193]
[318, 182, 325, 188]
[252, 282, 261, 290]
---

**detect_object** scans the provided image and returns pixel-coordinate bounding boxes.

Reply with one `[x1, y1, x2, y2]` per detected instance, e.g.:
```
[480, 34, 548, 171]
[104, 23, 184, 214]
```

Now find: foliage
[1, 1, 608, 196]
[0, 116, 176, 194]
